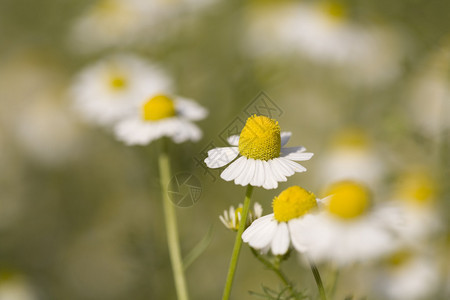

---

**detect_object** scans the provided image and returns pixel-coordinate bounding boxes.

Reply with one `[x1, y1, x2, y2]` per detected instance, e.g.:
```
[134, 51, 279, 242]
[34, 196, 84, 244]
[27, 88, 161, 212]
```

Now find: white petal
[250, 159, 265, 187]
[204, 147, 239, 168]
[271, 222, 290, 255]
[114, 118, 163, 146]
[176, 97, 208, 121]
[281, 147, 314, 161]
[227, 135, 240, 146]
[235, 158, 256, 186]
[278, 157, 307, 172]
[242, 214, 277, 249]
[170, 120, 203, 143]
[281, 132, 292, 146]
[268, 159, 287, 182]
[220, 156, 247, 182]
[271, 158, 295, 177]
[288, 217, 315, 253]
[262, 161, 278, 189]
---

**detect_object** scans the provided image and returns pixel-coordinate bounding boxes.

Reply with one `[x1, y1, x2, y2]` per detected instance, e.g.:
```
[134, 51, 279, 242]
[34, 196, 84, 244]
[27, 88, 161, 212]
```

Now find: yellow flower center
[273, 186, 317, 222]
[321, 2, 346, 21]
[142, 95, 176, 121]
[238, 115, 281, 161]
[326, 181, 371, 219]
[395, 172, 436, 205]
[387, 250, 412, 268]
[109, 75, 128, 90]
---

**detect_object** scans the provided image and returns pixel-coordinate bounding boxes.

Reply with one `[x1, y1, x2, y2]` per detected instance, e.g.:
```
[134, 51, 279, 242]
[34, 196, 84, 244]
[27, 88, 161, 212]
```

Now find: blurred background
[0, 0, 449, 299]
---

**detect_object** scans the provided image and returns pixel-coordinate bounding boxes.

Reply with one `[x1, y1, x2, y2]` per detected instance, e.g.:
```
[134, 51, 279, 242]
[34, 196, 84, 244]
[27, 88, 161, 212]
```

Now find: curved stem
[250, 248, 294, 295]
[308, 257, 327, 300]
[222, 185, 254, 300]
[159, 139, 189, 300]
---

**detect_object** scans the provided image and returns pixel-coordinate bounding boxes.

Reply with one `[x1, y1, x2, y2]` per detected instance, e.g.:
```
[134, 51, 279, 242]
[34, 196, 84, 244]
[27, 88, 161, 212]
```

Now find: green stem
[308, 257, 327, 300]
[328, 268, 339, 300]
[222, 185, 254, 300]
[250, 248, 294, 295]
[159, 139, 189, 300]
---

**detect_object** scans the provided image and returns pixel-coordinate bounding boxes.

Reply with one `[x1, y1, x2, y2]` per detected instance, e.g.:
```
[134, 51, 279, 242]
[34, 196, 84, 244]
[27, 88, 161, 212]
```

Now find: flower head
[220, 202, 263, 231]
[114, 94, 207, 145]
[71, 53, 172, 126]
[204, 115, 313, 189]
[242, 186, 320, 255]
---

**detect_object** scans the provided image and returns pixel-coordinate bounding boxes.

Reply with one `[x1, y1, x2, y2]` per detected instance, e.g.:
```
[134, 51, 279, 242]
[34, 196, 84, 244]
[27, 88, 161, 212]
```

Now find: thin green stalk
[222, 185, 254, 300]
[159, 139, 189, 300]
[308, 257, 327, 300]
[250, 248, 294, 295]
[328, 268, 339, 300]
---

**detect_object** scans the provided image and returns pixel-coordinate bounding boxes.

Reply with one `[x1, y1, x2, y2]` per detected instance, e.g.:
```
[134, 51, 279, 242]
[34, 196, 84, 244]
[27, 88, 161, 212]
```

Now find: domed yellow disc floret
[109, 75, 127, 90]
[326, 181, 371, 219]
[142, 95, 176, 121]
[273, 186, 317, 222]
[395, 172, 435, 205]
[321, 1, 346, 21]
[238, 115, 281, 161]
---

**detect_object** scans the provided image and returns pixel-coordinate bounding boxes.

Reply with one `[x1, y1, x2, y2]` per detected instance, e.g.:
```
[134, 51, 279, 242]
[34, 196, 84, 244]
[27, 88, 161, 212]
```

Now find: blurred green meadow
[0, 0, 449, 299]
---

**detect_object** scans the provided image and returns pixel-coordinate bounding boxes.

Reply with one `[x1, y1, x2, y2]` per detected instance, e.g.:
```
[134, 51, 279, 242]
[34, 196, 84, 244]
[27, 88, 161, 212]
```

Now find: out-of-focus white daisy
[374, 249, 440, 300]
[70, 53, 172, 126]
[409, 42, 450, 138]
[69, 0, 220, 52]
[244, 2, 404, 87]
[114, 94, 207, 145]
[0, 272, 37, 300]
[242, 186, 321, 255]
[220, 202, 263, 231]
[318, 129, 384, 189]
[298, 181, 397, 265]
[387, 171, 442, 247]
[204, 115, 313, 189]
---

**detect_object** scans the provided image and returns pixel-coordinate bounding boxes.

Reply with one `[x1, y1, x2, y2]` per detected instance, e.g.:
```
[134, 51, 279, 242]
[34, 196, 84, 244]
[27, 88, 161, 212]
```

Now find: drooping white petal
[171, 119, 203, 143]
[271, 158, 296, 177]
[235, 158, 256, 186]
[280, 131, 292, 146]
[204, 147, 239, 168]
[278, 157, 307, 172]
[220, 156, 247, 182]
[281, 147, 314, 161]
[250, 159, 265, 187]
[288, 216, 317, 253]
[242, 214, 278, 249]
[115, 118, 165, 145]
[227, 135, 240, 146]
[176, 97, 208, 121]
[262, 161, 278, 189]
[271, 222, 290, 255]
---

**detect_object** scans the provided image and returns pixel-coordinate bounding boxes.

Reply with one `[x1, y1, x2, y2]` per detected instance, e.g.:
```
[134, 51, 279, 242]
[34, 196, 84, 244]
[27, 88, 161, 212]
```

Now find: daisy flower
[318, 129, 384, 189]
[219, 202, 263, 231]
[374, 249, 440, 300]
[387, 171, 442, 247]
[70, 53, 172, 126]
[204, 115, 313, 189]
[242, 186, 321, 255]
[298, 181, 397, 266]
[114, 94, 207, 145]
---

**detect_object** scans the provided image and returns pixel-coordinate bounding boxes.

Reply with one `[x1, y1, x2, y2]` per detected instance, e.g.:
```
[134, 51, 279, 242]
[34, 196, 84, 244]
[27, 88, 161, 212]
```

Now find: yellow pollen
[321, 2, 346, 21]
[395, 172, 436, 205]
[109, 75, 127, 90]
[273, 186, 317, 222]
[142, 95, 176, 121]
[238, 115, 281, 161]
[326, 181, 371, 219]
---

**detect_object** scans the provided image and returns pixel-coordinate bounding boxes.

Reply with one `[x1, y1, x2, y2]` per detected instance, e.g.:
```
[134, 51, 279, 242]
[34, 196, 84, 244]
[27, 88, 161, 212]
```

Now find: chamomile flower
[242, 186, 321, 255]
[71, 53, 172, 126]
[204, 115, 313, 189]
[299, 181, 397, 265]
[374, 249, 440, 300]
[318, 129, 384, 188]
[220, 202, 263, 231]
[387, 171, 442, 247]
[114, 94, 207, 145]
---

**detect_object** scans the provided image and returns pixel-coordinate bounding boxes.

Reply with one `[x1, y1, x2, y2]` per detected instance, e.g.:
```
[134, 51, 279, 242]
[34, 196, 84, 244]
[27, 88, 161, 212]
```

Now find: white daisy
[298, 181, 398, 266]
[387, 171, 442, 247]
[219, 202, 263, 231]
[70, 53, 172, 126]
[204, 115, 313, 189]
[318, 129, 384, 189]
[374, 250, 440, 300]
[114, 94, 207, 145]
[242, 186, 321, 255]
